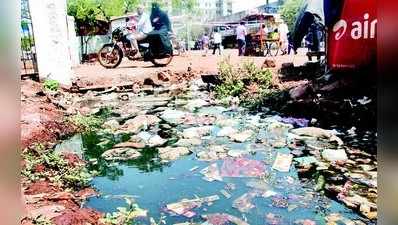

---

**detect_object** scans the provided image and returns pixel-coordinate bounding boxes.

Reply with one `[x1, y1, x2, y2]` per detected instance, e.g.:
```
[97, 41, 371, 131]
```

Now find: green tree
[67, 0, 140, 23]
[279, 0, 304, 31]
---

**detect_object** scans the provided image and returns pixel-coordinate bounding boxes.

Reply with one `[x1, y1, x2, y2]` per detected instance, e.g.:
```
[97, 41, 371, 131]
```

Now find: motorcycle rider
[145, 3, 173, 58]
[126, 5, 153, 59]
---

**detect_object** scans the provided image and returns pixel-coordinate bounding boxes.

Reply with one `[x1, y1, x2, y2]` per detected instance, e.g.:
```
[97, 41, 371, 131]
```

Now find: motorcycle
[98, 27, 173, 68]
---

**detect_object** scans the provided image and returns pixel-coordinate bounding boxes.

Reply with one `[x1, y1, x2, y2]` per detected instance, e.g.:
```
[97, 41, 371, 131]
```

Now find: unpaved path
[73, 49, 308, 87]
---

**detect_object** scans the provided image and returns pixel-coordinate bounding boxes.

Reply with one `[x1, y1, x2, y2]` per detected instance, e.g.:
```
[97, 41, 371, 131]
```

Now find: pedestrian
[278, 21, 289, 55]
[287, 32, 296, 55]
[202, 33, 210, 56]
[236, 21, 247, 56]
[212, 28, 222, 55]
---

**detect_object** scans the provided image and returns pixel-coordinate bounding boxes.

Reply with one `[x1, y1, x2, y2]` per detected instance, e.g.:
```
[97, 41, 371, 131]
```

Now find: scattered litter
[203, 213, 249, 225]
[232, 192, 257, 213]
[294, 156, 319, 166]
[201, 163, 222, 182]
[189, 166, 199, 172]
[272, 153, 293, 172]
[221, 158, 266, 177]
[277, 117, 309, 128]
[220, 190, 232, 199]
[357, 96, 372, 105]
[166, 195, 220, 218]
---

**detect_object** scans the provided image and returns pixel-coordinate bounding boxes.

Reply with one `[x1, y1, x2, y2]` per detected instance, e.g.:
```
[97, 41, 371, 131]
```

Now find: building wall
[29, 0, 72, 85]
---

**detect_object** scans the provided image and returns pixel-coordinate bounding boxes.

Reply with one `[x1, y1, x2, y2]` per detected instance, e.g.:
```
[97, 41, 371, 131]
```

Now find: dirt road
[73, 49, 309, 87]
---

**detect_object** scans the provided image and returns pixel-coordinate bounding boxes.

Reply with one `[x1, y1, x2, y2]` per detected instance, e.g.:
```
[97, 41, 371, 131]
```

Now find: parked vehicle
[98, 27, 173, 68]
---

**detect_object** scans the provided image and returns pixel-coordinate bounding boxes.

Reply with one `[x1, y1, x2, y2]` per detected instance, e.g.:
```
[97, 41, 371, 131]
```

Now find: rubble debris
[183, 126, 213, 139]
[216, 127, 238, 137]
[276, 117, 309, 128]
[228, 130, 254, 143]
[321, 149, 348, 162]
[158, 147, 190, 161]
[122, 115, 161, 133]
[101, 148, 142, 161]
[291, 127, 344, 146]
[158, 71, 171, 82]
[160, 109, 187, 124]
[113, 141, 145, 149]
[174, 138, 202, 147]
[262, 59, 276, 68]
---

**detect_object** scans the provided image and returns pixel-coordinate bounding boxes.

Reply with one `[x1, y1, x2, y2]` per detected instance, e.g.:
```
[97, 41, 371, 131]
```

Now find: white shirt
[278, 23, 289, 40]
[213, 32, 222, 44]
[137, 13, 153, 34]
[236, 25, 247, 40]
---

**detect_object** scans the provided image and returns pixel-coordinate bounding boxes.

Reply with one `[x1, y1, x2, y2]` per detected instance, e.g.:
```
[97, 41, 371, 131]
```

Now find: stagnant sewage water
[56, 82, 375, 225]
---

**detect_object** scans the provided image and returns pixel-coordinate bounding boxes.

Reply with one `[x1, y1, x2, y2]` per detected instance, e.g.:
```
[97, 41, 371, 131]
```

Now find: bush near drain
[214, 58, 274, 106]
[22, 147, 92, 190]
[43, 79, 59, 91]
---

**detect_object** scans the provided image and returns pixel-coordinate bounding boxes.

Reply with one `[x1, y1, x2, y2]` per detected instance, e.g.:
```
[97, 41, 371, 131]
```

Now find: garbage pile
[71, 77, 376, 224]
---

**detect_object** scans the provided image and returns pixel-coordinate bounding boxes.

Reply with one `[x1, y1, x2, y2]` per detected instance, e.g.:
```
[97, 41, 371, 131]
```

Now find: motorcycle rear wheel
[150, 54, 173, 67]
[98, 44, 123, 69]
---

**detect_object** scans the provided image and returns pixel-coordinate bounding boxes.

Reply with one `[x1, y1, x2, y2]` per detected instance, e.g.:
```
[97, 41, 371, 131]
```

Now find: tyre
[150, 54, 173, 67]
[269, 42, 279, 57]
[98, 44, 123, 69]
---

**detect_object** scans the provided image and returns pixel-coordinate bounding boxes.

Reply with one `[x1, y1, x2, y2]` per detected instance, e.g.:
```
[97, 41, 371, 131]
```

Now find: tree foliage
[67, 0, 140, 23]
[279, 0, 304, 31]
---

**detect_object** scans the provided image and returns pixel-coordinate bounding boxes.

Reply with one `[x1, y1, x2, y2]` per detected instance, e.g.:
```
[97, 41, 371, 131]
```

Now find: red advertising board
[327, 0, 377, 71]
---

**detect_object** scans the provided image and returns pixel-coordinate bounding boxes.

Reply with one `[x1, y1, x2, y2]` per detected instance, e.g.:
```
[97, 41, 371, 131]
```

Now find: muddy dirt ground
[73, 49, 309, 87]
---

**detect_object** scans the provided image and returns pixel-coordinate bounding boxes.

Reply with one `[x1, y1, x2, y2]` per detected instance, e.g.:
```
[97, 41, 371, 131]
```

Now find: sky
[231, 0, 278, 13]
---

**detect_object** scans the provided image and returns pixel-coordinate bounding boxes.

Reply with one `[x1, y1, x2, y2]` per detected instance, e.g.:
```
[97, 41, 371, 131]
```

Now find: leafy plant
[43, 80, 59, 91]
[69, 114, 104, 131]
[279, 0, 304, 31]
[22, 150, 92, 190]
[100, 198, 147, 225]
[214, 58, 274, 107]
[31, 215, 54, 225]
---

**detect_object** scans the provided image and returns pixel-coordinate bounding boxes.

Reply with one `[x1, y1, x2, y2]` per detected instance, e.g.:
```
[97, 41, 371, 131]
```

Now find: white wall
[67, 16, 80, 66]
[29, 0, 72, 85]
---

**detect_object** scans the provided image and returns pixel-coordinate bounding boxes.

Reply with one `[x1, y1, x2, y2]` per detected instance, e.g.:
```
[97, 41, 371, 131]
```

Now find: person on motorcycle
[127, 5, 153, 59]
[144, 3, 173, 58]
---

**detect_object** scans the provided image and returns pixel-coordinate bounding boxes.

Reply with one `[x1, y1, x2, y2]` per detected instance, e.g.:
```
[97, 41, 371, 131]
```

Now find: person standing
[212, 29, 222, 55]
[236, 21, 247, 56]
[201, 33, 210, 56]
[278, 21, 289, 55]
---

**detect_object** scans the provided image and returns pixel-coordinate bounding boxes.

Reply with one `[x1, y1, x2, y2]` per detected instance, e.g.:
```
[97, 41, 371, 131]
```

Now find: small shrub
[100, 198, 147, 225]
[43, 80, 59, 91]
[214, 58, 275, 107]
[22, 150, 92, 189]
[69, 114, 104, 131]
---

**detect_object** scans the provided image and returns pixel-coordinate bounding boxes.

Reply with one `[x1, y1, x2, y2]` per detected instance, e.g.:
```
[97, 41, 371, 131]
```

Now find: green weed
[43, 80, 59, 91]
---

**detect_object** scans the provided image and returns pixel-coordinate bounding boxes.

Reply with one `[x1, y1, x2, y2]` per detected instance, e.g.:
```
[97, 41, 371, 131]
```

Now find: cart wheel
[269, 42, 279, 57]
